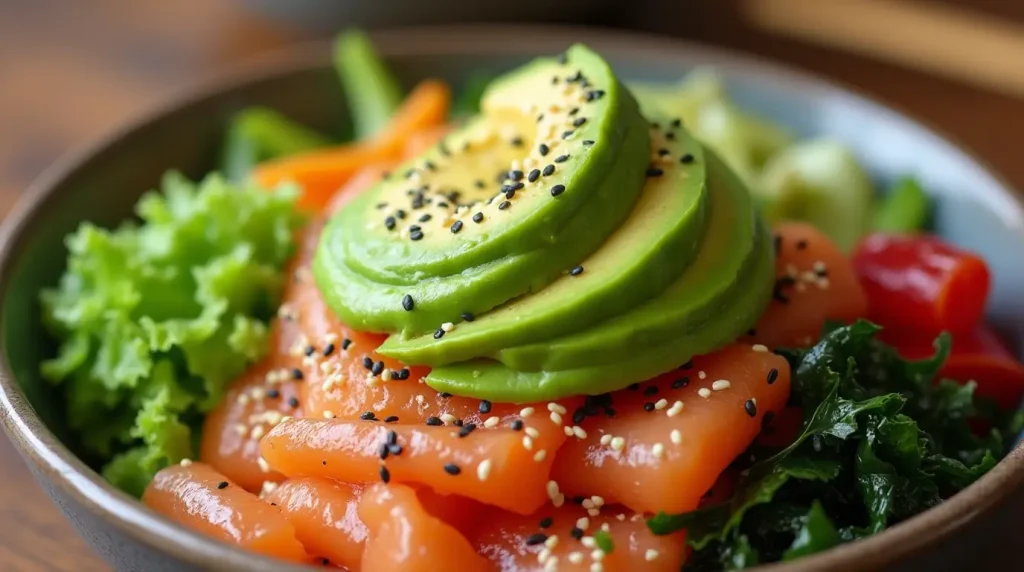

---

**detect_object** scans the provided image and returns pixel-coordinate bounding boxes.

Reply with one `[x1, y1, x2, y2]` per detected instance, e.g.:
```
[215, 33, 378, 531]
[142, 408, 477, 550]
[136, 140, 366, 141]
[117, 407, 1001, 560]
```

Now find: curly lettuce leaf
[41, 171, 303, 494]
[650, 320, 1012, 569]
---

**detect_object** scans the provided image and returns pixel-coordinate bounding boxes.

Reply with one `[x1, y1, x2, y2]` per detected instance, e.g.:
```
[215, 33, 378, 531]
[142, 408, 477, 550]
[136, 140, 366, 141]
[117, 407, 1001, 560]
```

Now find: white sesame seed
[321, 379, 335, 392]
[179, 458, 193, 467]
[616, 513, 626, 521]
[564, 425, 575, 436]
[712, 379, 732, 391]
[591, 495, 605, 507]
[257, 457, 270, 473]
[610, 437, 625, 452]
[568, 552, 584, 564]
[281, 415, 292, 423]
[381, 369, 392, 382]
[582, 498, 595, 509]
[523, 436, 534, 450]
[526, 426, 540, 438]
[236, 394, 250, 405]
[572, 426, 588, 439]
[545, 535, 559, 549]
[671, 429, 682, 444]
[440, 413, 457, 424]
[548, 402, 567, 415]
[538, 548, 552, 564]
[652, 443, 665, 458]
[591, 549, 605, 561]
[319, 361, 333, 374]
[441, 322, 455, 332]
[667, 401, 684, 417]
[477, 459, 493, 481]
[752, 344, 769, 353]
[234, 423, 248, 436]
[813, 260, 827, 273]
[600, 434, 612, 445]
[553, 493, 565, 507]
[251, 387, 266, 400]
[654, 398, 668, 410]
[484, 416, 500, 428]
[590, 563, 604, 572]
[520, 407, 535, 417]
[645, 549, 660, 561]
[698, 388, 712, 398]
[600, 523, 610, 532]
[698, 370, 707, 379]
[577, 516, 590, 530]
[323, 410, 335, 419]
[550, 411, 564, 425]
[581, 536, 596, 548]
[543, 556, 558, 572]
[588, 508, 600, 517]
[534, 449, 548, 462]
[250, 425, 265, 440]
[546, 480, 560, 499]
[259, 480, 279, 497]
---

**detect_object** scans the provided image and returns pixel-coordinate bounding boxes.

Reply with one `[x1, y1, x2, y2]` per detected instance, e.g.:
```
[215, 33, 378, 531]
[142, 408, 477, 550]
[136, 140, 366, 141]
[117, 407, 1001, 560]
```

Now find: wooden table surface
[1, 1, 1022, 570]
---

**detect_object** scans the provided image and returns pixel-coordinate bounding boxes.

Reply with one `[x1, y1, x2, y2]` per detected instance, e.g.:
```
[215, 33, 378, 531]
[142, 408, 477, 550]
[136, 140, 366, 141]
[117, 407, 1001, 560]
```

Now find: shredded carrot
[402, 124, 455, 158]
[253, 80, 451, 211]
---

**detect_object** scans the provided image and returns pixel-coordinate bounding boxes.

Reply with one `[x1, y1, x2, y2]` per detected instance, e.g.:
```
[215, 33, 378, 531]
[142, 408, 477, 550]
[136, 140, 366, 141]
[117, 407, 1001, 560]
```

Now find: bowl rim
[1, 23, 1022, 571]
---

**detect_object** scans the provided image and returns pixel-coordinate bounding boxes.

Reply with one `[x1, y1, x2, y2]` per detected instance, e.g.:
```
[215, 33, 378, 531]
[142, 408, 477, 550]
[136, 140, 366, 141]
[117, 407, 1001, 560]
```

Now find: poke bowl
[1, 25, 1024, 572]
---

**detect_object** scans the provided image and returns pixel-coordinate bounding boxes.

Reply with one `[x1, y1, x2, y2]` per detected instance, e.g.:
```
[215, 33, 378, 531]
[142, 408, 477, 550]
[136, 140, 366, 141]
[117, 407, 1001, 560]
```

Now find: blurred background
[0, 0, 1022, 569]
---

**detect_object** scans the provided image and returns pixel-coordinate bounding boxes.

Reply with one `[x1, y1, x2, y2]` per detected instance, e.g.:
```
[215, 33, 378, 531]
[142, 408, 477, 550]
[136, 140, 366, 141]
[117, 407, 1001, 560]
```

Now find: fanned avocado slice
[314, 44, 650, 334]
[426, 220, 775, 402]
[423, 148, 774, 401]
[378, 121, 709, 365]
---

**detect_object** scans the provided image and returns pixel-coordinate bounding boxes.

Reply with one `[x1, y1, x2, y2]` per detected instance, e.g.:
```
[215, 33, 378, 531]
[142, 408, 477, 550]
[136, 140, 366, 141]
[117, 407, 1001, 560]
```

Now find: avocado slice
[378, 120, 709, 365]
[314, 45, 651, 334]
[757, 139, 874, 251]
[425, 149, 775, 401]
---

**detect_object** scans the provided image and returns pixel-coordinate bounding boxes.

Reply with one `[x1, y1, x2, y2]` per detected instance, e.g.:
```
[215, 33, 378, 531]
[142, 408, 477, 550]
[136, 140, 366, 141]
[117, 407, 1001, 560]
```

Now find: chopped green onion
[334, 29, 404, 140]
[872, 176, 931, 233]
[221, 107, 331, 182]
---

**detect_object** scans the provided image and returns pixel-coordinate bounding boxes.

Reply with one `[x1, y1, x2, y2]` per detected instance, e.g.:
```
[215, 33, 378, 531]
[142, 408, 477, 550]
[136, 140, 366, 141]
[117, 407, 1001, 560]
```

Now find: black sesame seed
[479, 400, 493, 414]
[426, 416, 442, 426]
[644, 386, 659, 397]
[266, 389, 281, 399]
[474, 179, 486, 189]
[398, 368, 410, 380]
[796, 239, 808, 250]
[458, 423, 477, 438]
[409, 224, 421, 232]
[360, 411, 377, 421]
[396, 209, 407, 219]
[511, 419, 524, 431]
[424, 160, 436, 171]
[388, 443, 403, 455]
[453, 419, 464, 427]
[322, 343, 335, 357]
[569, 265, 584, 276]
[385, 216, 396, 230]
[304, 345, 316, 357]
[443, 463, 462, 476]
[371, 361, 384, 376]
[767, 368, 779, 385]
[572, 408, 587, 425]
[451, 220, 464, 234]
[572, 117, 587, 127]
[681, 360, 694, 370]
[291, 368, 304, 380]
[379, 443, 390, 460]
[568, 107, 580, 116]
[680, 153, 694, 164]
[583, 140, 595, 146]
[672, 377, 690, 389]
[472, 212, 484, 223]
[762, 410, 776, 429]
[379, 466, 391, 483]
[287, 396, 300, 408]
[404, 169, 416, 179]
[498, 200, 511, 210]
[410, 230, 424, 241]
[542, 164, 556, 177]
[585, 90, 606, 101]
[217, 481, 229, 490]
[666, 132, 676, 141]
[570, 527, 584, 540]
[550, 184, 566, 197]
[434, 328, 445, 339]
[504, 187, 516, 200]
[671, 118, 682, 128]
[363, 357, 374, 369]
[747, 329, 757, 337]
[643, 402, 655, 412]
[605, 407, 617, 418]
[386, 429, 398, 446]
[419, 213, 432, 223]
[628, 383, 640, 391]
[646, 167, 664, 177]
[561, 130, 575, 139]
[384, 415, 400, 423]
[567, 70, 583, 83]
[745, 399, 758, 417]
[554, 154, 570, 163]
[342, 338, 352, 350]
[539, 517, 554, 529]
[510, 137, 524, 147]
[402, 294, 415, 311]
[461, 312, 475, 322]
[510, 169, 524, 181]
[539, 143, 550, 156]
[537, 113, 545, 123]
[439, 392, 452, 398]
[525, 533, 548, 546]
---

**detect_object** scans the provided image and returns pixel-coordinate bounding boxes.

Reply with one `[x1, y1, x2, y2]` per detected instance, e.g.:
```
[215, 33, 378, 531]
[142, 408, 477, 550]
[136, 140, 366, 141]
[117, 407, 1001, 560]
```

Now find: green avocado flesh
[378, 122, 709, 365]
[424, 148, 774, 401]
[314, 44, 650, 334]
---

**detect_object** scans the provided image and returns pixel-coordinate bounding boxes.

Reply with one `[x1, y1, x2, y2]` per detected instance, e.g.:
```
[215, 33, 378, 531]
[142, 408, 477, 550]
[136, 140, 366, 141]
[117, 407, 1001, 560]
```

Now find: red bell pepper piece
[853, 233, 990, 334]
[882, 325, 1024, 410]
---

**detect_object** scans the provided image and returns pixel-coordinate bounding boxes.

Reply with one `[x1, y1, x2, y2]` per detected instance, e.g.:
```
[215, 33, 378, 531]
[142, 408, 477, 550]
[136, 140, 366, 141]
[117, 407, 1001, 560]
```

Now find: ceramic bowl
[1, 25, 1023, 572]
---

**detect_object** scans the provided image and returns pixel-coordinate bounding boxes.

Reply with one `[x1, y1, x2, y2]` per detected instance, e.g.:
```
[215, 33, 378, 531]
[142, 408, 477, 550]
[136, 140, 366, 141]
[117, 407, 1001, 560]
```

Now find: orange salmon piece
[261, 415, 564, 515]
[474, 504, 685, 571]
[264, 478, 367, 570]
[142, 462, 307, 563]
[359, 483, 489, 572]
[751, 222, 867, 348]
[550, 344, 791, 515]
